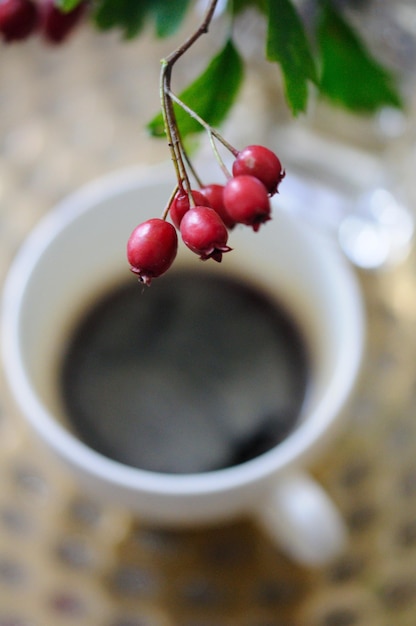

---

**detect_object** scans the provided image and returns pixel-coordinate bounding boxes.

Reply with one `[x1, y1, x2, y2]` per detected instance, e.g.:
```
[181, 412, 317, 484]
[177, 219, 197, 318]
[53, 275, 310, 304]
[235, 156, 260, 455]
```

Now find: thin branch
[168, 89, 239, 157]
[164, 0, 220, 67]
[208, 131, 232, 179]
[159, 0, 222, 212]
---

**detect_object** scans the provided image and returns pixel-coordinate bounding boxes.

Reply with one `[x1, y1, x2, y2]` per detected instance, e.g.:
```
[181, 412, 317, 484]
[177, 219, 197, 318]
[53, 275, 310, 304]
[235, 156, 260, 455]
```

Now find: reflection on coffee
[60, 270, 310, 474]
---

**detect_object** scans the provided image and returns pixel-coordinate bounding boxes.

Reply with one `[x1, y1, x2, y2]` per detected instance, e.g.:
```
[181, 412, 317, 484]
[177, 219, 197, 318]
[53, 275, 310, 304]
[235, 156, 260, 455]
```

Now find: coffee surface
[60, 270, 310, 474]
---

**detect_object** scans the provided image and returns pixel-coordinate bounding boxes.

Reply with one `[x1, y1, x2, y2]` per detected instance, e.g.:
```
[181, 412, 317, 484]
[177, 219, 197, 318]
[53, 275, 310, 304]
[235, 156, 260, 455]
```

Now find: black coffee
[60, 270, 310, 474]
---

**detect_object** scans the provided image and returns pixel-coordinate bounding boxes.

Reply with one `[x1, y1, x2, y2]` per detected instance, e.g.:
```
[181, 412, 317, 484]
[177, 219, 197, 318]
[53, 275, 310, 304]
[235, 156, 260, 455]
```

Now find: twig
[167, 89, 238, 157]
[159, 0, 221, 207]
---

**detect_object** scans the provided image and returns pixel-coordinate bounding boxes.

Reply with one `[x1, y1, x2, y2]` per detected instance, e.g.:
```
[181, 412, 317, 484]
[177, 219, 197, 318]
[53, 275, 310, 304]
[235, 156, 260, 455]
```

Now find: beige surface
[1, 22, 416, 626]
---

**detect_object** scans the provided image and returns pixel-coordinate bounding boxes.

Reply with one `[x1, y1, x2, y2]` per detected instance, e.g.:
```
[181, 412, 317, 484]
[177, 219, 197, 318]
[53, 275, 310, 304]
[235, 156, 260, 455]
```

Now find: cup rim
[1, 164, 365, 498]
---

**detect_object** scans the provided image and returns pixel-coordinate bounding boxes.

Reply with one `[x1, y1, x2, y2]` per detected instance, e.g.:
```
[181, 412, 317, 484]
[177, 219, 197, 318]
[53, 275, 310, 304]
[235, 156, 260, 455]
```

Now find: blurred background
[2, 1, 416, 625]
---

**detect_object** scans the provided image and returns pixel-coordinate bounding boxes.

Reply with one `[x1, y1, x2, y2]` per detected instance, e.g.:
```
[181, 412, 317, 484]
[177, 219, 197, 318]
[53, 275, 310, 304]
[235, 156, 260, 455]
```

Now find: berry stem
[208, 131, 232, 179]
[181, 142, 204, 188]
[159, 0, 229, 204]
[159, 61, 188, 191]
[161, 184, 179, 221]
[168, 89, 239, 157]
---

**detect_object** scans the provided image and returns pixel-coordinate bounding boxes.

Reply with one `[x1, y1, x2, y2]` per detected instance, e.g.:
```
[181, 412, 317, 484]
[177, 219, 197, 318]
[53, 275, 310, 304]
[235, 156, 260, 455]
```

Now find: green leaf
[92, 0, 191, 39]
[150, 0, 192, 38]
[317, 1, 402, 112]
[229, 0, 267, 16]
[147, 38, 244, 139]
[93, 0, 151, 39]
[55, 0, 84, 11]
[265, 0, 318, 115]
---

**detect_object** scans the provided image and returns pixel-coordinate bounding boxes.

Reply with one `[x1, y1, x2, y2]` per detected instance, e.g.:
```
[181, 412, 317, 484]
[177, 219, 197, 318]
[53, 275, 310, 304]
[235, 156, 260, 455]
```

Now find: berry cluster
[127, 144, 285, 286]
[0, 0, 86, 44]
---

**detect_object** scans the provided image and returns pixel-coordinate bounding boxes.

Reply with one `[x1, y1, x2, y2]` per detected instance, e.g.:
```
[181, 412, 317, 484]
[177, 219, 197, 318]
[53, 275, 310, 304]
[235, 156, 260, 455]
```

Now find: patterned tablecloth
[1, 19, 416, 626]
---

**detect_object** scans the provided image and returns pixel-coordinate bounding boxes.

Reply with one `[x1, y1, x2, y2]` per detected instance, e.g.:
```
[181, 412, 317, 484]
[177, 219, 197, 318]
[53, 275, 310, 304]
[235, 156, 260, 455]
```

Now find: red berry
[0, 0, 38, 42]
[200, 183, 236, 230]
[39, 0, 86, 44]
[232, 145, 285, 195]
[169, 188, 209, 229]
[223, 175, 271, 232]
[180, 206, 232, 262]
[127, 218, 178, 286]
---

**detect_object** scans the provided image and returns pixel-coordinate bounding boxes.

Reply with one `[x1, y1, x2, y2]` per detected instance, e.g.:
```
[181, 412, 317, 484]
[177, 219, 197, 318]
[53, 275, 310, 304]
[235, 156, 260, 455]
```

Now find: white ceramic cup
[1, 164, 365, 566]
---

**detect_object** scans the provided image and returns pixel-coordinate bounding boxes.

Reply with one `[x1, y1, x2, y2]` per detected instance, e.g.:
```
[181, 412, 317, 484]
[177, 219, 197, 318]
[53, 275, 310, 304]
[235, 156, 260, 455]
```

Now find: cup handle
[257, 470, 347, 567]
